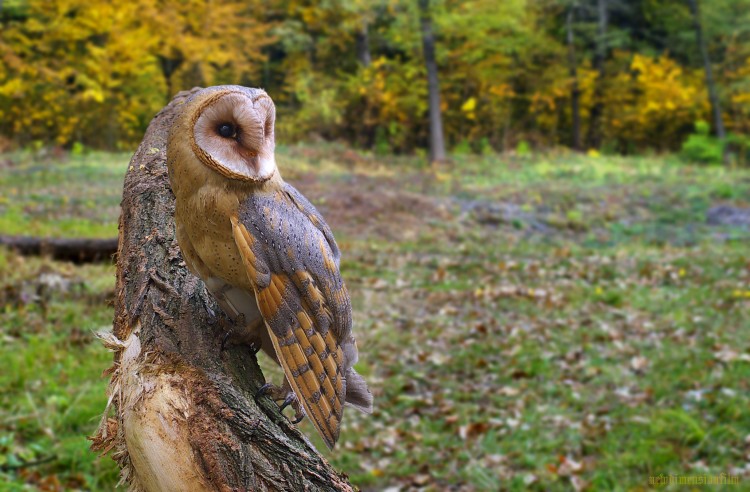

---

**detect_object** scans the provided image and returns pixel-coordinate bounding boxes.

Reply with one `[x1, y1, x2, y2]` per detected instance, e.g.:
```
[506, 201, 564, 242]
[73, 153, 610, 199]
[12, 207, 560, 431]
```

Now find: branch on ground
[0, 235, 118, 263]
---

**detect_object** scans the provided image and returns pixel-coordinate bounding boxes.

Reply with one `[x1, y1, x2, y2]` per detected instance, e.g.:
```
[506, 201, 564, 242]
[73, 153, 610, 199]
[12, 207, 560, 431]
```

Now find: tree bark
[566, 2, 582, 151]
[90, 88, 354, 492]
[0, 235, 117, 263]
[688, 0, 728, 162]
[418, 0, 447, 163]
[586, 0, 607, 150]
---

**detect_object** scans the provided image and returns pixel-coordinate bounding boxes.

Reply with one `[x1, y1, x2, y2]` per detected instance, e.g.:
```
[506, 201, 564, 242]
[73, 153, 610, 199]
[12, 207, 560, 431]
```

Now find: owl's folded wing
[282, 184, 373, 415]
[229, 191, 349, 450]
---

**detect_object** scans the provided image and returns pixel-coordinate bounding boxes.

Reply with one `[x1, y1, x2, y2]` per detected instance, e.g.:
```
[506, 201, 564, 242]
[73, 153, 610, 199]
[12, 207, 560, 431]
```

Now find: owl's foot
[220, 330, 233, 352]
[257, 381, 306, 424]
[220, 315, 263, 354]
[221, 330, 262, 354]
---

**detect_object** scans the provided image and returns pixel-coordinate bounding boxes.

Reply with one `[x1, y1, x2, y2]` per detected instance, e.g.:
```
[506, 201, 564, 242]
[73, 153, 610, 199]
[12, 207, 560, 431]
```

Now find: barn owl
[166, 85, 372, 450]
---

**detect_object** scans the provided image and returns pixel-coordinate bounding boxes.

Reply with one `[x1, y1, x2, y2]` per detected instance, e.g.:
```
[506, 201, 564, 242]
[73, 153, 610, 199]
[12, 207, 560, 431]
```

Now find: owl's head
[180, 85, 277, 182]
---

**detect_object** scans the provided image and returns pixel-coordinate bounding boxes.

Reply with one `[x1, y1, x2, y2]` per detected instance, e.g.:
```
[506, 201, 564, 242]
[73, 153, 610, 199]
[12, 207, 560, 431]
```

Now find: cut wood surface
[89, 88, 353, 492]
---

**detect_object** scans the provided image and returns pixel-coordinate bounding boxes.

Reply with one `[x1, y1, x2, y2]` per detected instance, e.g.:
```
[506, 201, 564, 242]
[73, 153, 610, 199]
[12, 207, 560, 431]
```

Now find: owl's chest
[175, 183, 252, 290]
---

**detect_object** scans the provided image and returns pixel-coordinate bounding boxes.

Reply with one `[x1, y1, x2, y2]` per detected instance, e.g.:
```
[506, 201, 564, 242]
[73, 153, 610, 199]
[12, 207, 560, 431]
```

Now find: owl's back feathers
[232, 184, 372, 448]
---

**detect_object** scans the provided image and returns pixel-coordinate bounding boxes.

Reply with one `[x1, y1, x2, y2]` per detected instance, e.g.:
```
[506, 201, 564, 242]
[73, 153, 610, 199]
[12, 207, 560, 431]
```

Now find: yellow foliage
[0, 0, 271, 148]
[606, 53, 707, 150]
[461, 97, 477, 112]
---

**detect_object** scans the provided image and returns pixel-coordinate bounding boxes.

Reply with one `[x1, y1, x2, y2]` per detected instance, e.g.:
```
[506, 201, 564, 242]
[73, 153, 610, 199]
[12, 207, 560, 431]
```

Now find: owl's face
[186, 86, 277, 182]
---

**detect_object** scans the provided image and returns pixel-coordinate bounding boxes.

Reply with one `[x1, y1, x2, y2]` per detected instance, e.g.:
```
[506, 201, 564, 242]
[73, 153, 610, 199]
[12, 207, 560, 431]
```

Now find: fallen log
[89, 88, 353, 491]
[0, 235, 118, 263]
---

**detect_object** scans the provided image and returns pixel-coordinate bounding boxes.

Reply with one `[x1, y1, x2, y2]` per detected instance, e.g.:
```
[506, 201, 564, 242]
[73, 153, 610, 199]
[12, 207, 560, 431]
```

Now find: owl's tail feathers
[344, 368, 373, 414]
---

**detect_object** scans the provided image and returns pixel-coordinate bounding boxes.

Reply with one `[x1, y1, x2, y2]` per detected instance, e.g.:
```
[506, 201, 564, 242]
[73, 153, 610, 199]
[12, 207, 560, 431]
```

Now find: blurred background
[1, 0, 750, 159]
[1, 0, 750, 491]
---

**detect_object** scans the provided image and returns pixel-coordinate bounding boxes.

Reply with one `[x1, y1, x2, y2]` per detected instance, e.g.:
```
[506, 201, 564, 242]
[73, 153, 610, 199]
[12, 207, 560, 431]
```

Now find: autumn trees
[0, 0, 271, 148]
[2, 0, 750, 158]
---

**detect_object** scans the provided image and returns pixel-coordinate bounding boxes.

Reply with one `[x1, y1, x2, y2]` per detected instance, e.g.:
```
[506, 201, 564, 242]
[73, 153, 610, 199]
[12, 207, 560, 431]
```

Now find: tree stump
[90, 88, 353, 492]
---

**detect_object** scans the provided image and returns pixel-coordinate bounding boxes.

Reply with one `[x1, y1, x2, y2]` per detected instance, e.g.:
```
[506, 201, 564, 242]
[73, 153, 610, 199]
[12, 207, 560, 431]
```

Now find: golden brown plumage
[166, 86, 372, 450]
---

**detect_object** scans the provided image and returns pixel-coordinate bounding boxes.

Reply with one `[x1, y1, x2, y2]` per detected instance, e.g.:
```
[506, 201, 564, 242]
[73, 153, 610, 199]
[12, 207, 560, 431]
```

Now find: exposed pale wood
[90, 88, 353, 492]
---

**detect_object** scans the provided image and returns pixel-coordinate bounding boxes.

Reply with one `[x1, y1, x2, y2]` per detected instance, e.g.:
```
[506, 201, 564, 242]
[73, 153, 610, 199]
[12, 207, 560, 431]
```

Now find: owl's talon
[257, 382, 274, 398]
[291, 411, 305, 425]
[256, 382, 306, 424]
[280, 393, 295, 411]
[220, 330, 233, 352]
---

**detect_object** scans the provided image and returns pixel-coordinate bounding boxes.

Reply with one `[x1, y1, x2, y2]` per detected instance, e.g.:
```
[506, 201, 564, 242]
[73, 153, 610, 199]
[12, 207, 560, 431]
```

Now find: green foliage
[453, 139, 472, 155]
[373, 127, 391, 156]
[680, 120, 724, 164]
[70, 142, 86, 156]
[726, 132, 750, 165]
[516, 139, 531, 156]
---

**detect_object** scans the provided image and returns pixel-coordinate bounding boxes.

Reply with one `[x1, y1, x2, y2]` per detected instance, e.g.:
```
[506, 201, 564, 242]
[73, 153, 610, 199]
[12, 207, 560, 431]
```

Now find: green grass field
[1, 146, 749, 491]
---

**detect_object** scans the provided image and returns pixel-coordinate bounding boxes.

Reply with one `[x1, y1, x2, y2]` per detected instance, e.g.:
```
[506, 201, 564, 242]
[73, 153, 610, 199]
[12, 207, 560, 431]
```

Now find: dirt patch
[457, 199, 551, 232]
[292, 173, 453, 242]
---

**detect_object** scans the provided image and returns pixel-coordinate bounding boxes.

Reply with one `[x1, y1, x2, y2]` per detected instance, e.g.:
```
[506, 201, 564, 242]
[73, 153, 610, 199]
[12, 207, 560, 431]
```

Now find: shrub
[680, 121, 723, 165]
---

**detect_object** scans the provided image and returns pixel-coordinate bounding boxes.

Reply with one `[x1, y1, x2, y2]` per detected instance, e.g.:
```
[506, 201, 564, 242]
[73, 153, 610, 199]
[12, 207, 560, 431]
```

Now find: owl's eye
[217, 123, 236, 138]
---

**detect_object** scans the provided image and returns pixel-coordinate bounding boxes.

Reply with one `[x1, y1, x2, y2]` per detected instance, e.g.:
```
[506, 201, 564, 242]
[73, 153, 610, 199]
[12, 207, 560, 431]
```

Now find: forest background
[2, 0, 749, 163]
[2, 1, 750, 490]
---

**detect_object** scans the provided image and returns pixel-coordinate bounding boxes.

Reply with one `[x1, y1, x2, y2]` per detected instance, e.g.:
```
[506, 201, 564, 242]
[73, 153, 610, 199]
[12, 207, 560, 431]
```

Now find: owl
[166, 85, 372, 450]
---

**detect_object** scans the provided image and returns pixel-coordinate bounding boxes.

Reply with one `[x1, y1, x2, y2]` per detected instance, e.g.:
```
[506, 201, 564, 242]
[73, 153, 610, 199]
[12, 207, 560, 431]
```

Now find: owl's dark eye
[217, 123, 235, 138]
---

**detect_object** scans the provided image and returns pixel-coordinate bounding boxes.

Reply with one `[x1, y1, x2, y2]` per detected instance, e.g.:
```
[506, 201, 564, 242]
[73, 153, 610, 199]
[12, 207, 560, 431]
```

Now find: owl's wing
[230, 184, 354, 450]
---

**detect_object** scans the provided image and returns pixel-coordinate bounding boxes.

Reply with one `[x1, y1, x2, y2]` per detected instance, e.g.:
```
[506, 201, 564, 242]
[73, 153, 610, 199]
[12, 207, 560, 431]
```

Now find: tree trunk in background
[356, 19, 371, 67]
[158, 54, 184, 104]
[586, 0, 607, 150]
[566, 2, 581, 151]
[688, 0, 728, 163]
[418, 0, 447, 163]
[89, 88, 354, 492]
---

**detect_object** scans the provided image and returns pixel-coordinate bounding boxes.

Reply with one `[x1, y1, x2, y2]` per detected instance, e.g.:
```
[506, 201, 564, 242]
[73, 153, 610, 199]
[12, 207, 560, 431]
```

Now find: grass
[0, 151, 124, 238]
[0, 251, 119, 490]
[1, 145, 749, 490]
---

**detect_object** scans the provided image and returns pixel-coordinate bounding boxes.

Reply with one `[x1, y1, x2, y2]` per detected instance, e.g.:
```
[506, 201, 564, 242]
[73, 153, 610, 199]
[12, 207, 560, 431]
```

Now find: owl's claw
[280, 393, 295, 411]
[220, 330, 233, 352]
[257, 382, 274, 397]
[256, 381, 306, 424]
[220, 315, 262, 354]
